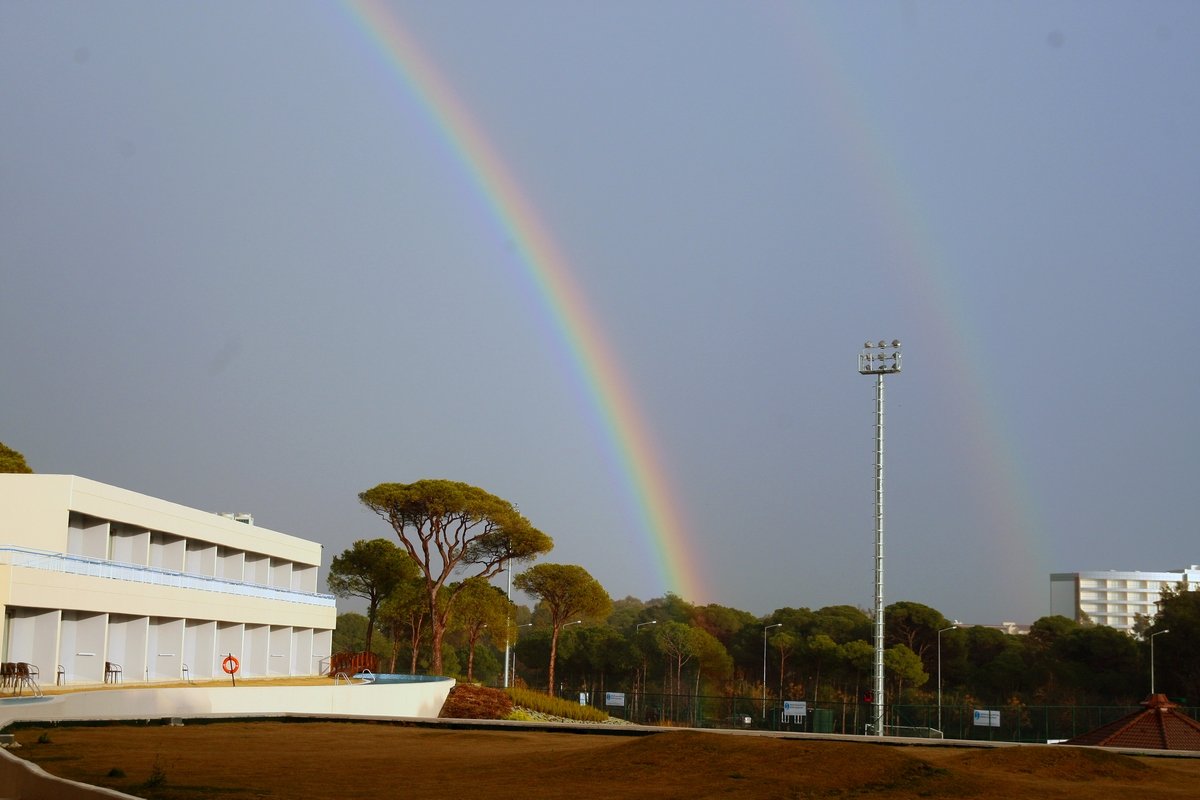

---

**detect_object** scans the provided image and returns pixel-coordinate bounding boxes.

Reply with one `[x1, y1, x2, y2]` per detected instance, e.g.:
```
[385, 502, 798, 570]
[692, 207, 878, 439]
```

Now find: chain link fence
[581, 692, 1197, 743]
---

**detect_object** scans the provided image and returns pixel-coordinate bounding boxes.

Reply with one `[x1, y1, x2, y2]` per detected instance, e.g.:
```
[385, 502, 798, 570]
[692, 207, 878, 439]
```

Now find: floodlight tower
[858, 339, 902, 736]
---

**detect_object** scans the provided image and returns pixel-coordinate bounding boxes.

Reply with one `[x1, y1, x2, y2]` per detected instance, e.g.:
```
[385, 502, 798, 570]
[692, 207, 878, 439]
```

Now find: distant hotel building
[1050, 566, 1200, 632]
[0, 474, 336, 684]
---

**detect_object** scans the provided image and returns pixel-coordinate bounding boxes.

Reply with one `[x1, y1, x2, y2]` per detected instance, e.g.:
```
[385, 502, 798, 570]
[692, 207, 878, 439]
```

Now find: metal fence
[589, 692, 1198, 743]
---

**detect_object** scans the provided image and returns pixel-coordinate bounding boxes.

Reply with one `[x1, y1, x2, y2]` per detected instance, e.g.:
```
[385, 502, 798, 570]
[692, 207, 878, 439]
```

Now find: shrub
[438, 684, 514, 719]
[144, 758, 167, 789]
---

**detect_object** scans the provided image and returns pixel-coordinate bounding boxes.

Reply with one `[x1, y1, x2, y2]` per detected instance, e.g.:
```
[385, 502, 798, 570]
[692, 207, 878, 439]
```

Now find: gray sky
[2, 2, 1196, 626]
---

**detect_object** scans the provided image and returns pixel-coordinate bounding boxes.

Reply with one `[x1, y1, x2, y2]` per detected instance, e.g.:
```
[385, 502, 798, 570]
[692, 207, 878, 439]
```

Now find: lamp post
[503, 559, 512, 688]
[936, 623, 959, 736]
[1151, 629, 1170, 695]
[859, 339, 901, 736]
[510, 622, 532, 686]
[635, 621, 657, 719]
[763, 623, 782, 719]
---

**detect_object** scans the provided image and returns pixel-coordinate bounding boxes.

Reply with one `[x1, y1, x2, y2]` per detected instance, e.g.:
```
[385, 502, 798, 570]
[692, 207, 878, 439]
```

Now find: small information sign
[605, 692, 626, 707]
[782, 700, 807, 721]
[973, 709, 1000, 727]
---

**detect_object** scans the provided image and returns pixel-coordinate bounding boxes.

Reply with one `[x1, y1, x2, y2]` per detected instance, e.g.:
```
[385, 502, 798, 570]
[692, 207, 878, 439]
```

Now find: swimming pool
[0, 696, 53, 705]
[351, 673, 449, 685]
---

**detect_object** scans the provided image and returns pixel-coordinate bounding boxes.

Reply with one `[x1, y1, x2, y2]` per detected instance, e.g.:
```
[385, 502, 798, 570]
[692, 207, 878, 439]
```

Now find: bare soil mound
[951, 744, 1152, 781]
[549, 730, 977, 799]
[8, 721, 1200, 800]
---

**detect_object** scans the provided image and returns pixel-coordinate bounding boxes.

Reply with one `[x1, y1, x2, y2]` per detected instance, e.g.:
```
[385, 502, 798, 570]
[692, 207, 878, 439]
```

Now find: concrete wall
[0, 474, 325, 570]
[0, 678, 455, 800]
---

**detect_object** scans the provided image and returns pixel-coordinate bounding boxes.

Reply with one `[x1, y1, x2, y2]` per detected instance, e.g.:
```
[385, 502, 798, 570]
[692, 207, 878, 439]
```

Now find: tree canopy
[1148, 583, 1200, 702]
[326, 538, 417, 652]
[515, 562, 611, 695]
[0, 441, 33, 473]
[359, 479, 553, 673]
[449, 578, 514, 682]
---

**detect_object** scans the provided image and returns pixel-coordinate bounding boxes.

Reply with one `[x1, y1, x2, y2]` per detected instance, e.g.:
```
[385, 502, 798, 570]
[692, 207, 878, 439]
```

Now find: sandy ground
[8, 720, 1200, 800]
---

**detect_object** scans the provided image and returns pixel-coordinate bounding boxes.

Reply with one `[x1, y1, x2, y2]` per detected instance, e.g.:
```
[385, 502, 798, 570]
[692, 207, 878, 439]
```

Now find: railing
[0, 546, 336, 607]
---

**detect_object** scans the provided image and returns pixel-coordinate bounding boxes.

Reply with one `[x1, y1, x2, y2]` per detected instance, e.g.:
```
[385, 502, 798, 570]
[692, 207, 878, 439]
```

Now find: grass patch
[505, 687, 610, 723]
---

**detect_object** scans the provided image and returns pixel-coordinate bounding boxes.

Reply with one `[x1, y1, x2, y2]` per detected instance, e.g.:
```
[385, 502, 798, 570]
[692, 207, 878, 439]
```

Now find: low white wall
[0, 678, 455, 799]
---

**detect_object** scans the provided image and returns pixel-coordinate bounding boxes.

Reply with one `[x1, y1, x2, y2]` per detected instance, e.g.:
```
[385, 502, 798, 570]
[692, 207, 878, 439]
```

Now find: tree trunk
[365, 604, 376, 653]
[430, 623, 446, 675]
[427, 580, 445, 674]
[547, 626, 560, 697]
[407, 613, 424, 674]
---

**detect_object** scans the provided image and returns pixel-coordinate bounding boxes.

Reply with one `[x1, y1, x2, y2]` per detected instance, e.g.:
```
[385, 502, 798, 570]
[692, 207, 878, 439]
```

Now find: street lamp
[503, 559, 513, 688]
[1151, 629, 1170, 695]
[859, 338, 902, 736]
[763, 623, 782, 719]
[509, 622, 532, 685]
[937, 623, 959, 736]
[634, 621, 657, 718]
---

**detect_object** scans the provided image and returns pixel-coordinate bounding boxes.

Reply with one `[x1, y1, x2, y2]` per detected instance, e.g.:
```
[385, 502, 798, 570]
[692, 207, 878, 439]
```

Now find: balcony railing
[0, 546, 336, 607]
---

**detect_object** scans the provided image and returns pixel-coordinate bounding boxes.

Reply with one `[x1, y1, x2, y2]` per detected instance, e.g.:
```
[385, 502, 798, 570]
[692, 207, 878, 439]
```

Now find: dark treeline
[333, 584, 1200, 709]
[326, 482, 1197, 713]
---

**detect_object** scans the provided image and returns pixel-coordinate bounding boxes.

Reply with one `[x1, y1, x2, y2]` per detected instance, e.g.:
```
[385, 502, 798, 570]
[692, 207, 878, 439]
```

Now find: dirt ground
[9, 720, 1200, 800]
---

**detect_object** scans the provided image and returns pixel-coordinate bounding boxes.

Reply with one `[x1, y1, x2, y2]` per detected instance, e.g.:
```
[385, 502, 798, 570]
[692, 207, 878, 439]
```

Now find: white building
[1049, 566, 1200, 632]
[0, 474, 336, 685]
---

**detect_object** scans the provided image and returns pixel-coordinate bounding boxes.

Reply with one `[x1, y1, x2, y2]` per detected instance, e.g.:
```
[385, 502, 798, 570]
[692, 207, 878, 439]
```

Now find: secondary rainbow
[772, 5, 1049, 585]
[340, 0, 702, 602]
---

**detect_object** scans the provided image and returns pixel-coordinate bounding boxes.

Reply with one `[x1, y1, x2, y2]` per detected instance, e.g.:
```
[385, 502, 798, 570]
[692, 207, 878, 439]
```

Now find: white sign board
[605, 692, 625, 707]
[782, 700, 807, 721]
[972, 709, 1000, 727]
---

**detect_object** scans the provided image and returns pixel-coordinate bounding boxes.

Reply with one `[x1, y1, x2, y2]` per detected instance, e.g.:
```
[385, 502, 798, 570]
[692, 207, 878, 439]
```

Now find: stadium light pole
[1151, 629, 1170, 695]
[859, 339, 902, 736]
[762, 623, 782, 719]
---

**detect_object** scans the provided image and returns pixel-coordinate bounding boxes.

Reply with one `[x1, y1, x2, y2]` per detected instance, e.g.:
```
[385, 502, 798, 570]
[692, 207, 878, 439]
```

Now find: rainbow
[339, 0, 703, 602]
[772, 5, 1050, 584]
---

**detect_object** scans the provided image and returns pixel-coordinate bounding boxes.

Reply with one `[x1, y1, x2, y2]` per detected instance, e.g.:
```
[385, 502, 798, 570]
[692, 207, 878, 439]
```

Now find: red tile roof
[1066, 694, 1200, 751]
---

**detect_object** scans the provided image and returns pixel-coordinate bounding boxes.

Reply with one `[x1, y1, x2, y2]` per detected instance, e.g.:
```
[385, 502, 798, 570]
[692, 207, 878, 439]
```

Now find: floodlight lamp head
[877, 340, 887, 348]
[864, 341, 873, 348]
[892, 339, 901, 348]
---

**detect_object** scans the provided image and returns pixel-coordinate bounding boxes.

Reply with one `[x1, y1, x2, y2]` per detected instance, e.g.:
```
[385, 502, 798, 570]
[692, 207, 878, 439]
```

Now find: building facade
[0, 475, 336, 685]
[1049, 566, 1200, 632]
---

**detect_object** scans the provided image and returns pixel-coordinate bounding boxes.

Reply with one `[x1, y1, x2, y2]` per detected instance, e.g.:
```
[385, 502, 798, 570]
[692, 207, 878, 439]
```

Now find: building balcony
[0, 546, 335, 608]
